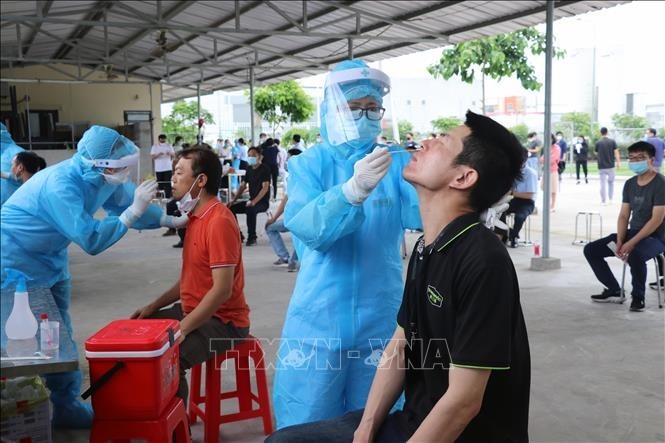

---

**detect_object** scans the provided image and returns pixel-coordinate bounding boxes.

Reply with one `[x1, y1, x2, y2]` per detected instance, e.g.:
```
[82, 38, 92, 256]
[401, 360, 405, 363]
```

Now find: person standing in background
[526, 132, 542, 176]
[540, 134, 561, 212]
[645, 128, 664, 173]
[572, 135, 589, 184]
[151, 134, 175, 198]
[595, 127, 621, 205]
[555, 131, 567, 182]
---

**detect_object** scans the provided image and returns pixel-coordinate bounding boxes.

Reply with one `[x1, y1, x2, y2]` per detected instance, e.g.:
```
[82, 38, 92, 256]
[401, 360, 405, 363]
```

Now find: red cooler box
[84, 319, 181, 420]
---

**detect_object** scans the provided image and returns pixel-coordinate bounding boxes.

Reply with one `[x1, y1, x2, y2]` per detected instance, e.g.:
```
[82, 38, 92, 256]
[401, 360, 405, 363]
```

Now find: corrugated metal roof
[1, 0, 629, 102]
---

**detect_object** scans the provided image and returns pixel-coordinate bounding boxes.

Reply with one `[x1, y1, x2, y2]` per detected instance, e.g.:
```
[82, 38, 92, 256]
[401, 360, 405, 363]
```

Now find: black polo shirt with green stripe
[396, 212, 530, 442]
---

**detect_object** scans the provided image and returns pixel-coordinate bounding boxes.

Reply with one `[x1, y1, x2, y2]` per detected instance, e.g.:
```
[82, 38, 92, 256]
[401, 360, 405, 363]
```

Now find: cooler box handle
[81, 361, 125, 400]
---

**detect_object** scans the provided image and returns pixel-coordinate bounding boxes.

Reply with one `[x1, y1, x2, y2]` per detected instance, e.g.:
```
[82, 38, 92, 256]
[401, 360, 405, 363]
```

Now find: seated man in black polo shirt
[228, 146, 271, 246]
[266, 111, 530, 443]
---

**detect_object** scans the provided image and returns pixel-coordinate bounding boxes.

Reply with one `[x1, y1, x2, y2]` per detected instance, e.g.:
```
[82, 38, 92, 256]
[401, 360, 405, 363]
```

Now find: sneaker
[590, 289, 623, 303]
[246, 238, 257, 246]
[162, 228, 177, 237]
[649, 277, 664, 290]
[509, 238, 517, 249]
[273, 257, 288, 265]
[585, 178, 588, 184]
[173, 241, 183, 248]
[287, 261, 299, 272]
[629, 297, 645, 312]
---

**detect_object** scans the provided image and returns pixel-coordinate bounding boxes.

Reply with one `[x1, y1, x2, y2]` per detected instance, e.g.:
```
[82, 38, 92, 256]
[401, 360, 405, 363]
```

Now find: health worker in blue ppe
[272, 59, 422, 429]
[0, 125, 188, 428]
[0, 123, 25, 206]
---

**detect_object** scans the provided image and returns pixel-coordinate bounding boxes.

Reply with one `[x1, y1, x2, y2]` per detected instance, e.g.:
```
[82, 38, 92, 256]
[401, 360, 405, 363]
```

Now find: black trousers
[156, 170, 173, 198]
[230, 199, 269, 240]
[576, 160, 588, 180]
[166, 198, 186, 241]
[498, 197, 535, 242]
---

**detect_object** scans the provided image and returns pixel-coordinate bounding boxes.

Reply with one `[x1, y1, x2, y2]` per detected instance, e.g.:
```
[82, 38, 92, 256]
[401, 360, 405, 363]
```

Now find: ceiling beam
[21, 0, 54, 57]
[52, 1, 114, 59]
[446, 0, 583, 36]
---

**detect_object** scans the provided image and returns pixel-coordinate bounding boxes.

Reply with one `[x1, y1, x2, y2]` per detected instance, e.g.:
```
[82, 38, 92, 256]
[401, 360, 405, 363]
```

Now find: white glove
[480, 194, 511, 230]
[119, 179, 158, 227]
[342, 147, 392, 205]
[160, 213, 189, 229]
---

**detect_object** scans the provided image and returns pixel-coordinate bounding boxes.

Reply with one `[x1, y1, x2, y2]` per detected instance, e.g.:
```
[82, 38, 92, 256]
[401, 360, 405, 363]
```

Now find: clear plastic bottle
[4, 268, 38, 340]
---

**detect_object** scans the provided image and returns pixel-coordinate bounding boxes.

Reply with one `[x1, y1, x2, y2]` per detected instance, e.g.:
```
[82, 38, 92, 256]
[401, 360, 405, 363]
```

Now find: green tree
[253, 80, 315, 136]
[611, 113, 650, 142]
[397, 120, 414, 142]
[554, 112, 598, 142]
[427, 27, 565, 113]
[509, 123, 530, 144]
[431, 116, 462, 134]
[162, 100, 214, 143]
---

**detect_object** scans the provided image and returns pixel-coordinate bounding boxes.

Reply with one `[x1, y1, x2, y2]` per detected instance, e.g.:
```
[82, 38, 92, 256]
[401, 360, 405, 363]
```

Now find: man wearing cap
[272, 59, 422, 428]
[0, 125, 186, 428]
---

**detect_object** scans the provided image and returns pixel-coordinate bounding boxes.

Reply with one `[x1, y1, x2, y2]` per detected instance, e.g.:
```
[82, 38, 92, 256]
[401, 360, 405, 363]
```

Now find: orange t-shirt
[180, 198, 250, 328]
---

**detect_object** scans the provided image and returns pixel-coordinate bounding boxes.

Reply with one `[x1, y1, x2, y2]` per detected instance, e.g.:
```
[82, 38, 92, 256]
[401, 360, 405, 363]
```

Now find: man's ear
[449, 166, 478, 191]
[198, 174, 208, 189]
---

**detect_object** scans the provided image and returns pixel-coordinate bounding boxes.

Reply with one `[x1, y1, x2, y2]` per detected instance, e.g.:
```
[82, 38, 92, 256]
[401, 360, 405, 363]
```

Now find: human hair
[181, 143, 191, 149]
[287, 148, 302, 156]
[158, 134, 166, 140]
[648, 128, 656, 136]
[177, 148, 221, 195]
[551, 134, 556, 145]
[453, 110, 524, 212]
[248, 146, 262, 156]
[527, 131, 537, 138]
[293, 134, 301, 143]
[600, 127, 608, 135]
[174, 135, 183, 143]
[627, 141, 655, 158]
[259, 133, 267, 138]
[238, 138, 245, 145]
[191, 143, 213, 150]
[406, 132, 414, 138]
[274, 138, 280, 146]
[15, 151, 46, 174]
[556, 131, 563, 136]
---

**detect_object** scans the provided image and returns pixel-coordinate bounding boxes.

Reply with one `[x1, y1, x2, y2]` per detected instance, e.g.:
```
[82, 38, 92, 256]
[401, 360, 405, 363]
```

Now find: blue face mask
[247, 157, 257, 166]
[628, 160, 649, 175]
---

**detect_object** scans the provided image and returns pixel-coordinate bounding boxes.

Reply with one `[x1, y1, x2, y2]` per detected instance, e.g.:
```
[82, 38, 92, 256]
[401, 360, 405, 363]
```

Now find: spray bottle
[4, 268, 38, 340]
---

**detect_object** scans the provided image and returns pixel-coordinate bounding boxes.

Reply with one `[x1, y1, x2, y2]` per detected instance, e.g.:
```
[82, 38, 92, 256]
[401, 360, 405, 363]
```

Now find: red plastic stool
[90, 397, 190, 442]
[188, 335, 273, 442]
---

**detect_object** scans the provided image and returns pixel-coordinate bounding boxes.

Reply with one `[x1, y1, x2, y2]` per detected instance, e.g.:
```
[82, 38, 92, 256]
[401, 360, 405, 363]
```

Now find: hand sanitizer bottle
[4, 268, 38, 340]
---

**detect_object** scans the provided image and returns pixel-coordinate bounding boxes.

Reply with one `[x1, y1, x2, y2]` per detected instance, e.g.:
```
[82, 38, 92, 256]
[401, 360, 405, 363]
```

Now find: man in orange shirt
[132, 147, 250, 402]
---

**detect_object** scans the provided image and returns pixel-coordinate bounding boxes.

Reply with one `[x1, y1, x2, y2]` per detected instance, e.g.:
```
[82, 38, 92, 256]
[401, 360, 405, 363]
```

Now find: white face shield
[83, 136, 140, 184]
[322, 67, 391, 146]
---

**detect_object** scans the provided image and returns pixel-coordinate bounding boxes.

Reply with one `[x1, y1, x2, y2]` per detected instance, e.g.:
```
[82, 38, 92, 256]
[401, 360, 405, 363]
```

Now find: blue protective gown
[0, 123, 25, 206]
[273, 141, 421, 428]
[0, 152, 162, 427]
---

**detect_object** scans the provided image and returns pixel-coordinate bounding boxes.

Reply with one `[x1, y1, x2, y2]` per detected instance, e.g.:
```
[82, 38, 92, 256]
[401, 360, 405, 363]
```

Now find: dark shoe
[273, 257, 288, 265]
[509, 238, 517, 248]
[246, 238, 257, 246]
[162, 228, 177, 237]
[576, 180, 580, 184]
[590, 289, 623, 303]
[629, 297, 645, 312]
[649, 277, 664, 290]
[287, 261, 299, 272]
[585, 178, 588, 184]
[240, 232, 245, 242]
[173, 241, 183, 248]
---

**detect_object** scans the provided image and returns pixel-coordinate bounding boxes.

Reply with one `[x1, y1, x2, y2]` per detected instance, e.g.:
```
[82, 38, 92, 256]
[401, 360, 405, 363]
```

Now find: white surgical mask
[176, 174, 203, 213]
[102, 169, 131, 185]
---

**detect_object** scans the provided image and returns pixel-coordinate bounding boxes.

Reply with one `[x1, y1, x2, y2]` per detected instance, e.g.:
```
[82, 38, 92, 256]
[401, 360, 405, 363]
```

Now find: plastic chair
[505, 213, 533, 246]
[619, 252, 664, 309]
[188, 336, 273, 443]
[90, 397, 190, 443]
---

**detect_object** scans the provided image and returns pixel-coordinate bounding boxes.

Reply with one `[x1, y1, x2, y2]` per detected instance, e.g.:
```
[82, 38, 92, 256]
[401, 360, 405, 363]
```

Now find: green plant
[611, 113, 650, 142]
[162, 100, 214, 142]
[509, 123, 530, 144]
[253, 80, 315, 137]
[431, 116, 462, 134]
[554, 112, 598, 143]
[428, 27, 565, 113]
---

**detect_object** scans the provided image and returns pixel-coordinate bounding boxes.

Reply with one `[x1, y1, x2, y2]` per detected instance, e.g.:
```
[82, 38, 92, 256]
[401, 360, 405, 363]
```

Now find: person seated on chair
[228, 146, 271, 246]
[496, 149, 538, 248]
[131, 147, 250, 404]
[584, 141, 665, 312]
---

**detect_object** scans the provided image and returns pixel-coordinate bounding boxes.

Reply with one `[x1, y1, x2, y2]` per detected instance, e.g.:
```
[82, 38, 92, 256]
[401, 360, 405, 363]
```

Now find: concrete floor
[52, 172, 664, 443]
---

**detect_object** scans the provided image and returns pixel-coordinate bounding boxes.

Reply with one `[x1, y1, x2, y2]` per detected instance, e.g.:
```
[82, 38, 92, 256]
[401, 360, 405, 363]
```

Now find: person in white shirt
[236, 138, 249, 162]
[150, 134, 175, 198]
[214, 138, 224, 157]
[173, 135, 184, 152]
[276, 138, 288, 179]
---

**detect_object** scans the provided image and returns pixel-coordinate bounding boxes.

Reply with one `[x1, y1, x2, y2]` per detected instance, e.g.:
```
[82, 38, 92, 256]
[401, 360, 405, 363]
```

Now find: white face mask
[176, 174, 203, 213]
[102, 169, 131, 185]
